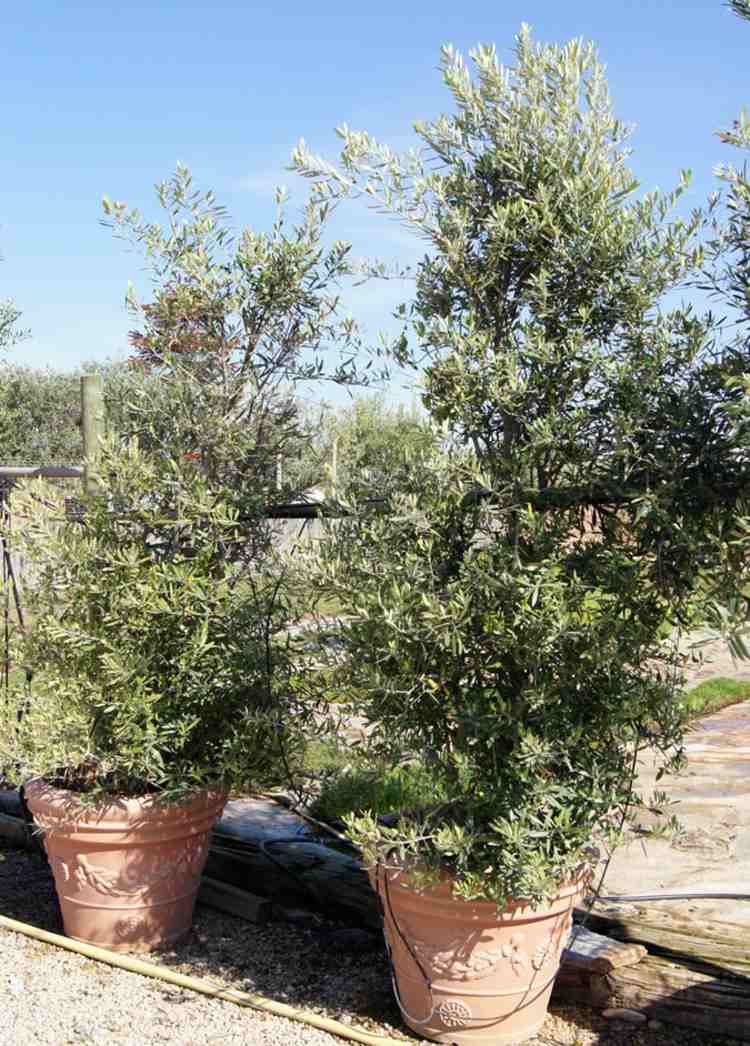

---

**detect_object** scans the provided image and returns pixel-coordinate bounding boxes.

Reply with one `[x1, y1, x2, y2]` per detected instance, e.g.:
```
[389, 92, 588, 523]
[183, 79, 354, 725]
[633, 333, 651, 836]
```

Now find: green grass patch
[682, 677, 750, 720]
[302, 738, 352, 774]
[307, 592, 345, 618]
[310, 762, 447, 823]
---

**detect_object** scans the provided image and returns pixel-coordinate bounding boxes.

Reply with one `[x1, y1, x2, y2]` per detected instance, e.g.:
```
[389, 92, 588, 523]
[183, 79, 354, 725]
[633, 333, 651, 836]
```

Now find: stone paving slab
[604, 637, 750, 925]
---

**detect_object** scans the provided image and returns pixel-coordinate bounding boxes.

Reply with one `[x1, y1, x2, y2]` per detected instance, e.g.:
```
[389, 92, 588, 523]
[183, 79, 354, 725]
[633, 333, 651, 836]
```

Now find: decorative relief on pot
[115, 915, 149, 941]
[32, 813, 65, 833]
[50, 857, 70, 882]
[408, 930, 529, 981]
[531, 934, 556, 971]
[437, 999, 472, 1030]
[51, 833, 209, 897]
[500, 933, 529, 976]
[532, 921, 570, 971]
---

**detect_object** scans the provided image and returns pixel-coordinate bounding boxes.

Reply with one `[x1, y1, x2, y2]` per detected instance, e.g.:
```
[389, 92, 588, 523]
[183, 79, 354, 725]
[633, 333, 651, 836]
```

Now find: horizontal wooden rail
[0, 466, 83, 480]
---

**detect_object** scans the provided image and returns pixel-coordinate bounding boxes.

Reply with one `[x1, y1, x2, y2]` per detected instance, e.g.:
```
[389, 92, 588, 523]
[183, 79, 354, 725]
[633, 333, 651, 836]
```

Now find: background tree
[291, 394, 440, 496]
[0, 298, 26, 356]
[0, 364, 81, 466]
[0, 361, 136, 467]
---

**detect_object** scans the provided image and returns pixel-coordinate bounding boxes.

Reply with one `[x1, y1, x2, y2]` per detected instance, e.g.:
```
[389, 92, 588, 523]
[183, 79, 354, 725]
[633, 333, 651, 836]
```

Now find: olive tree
[293, 30, 750, 903]
[1, 168, 375, 798]
[102, 166, 376, 519]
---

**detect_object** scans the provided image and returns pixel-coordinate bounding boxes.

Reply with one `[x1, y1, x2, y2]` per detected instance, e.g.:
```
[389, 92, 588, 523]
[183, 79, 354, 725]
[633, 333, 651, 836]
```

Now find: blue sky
[1, 0, 747, 404]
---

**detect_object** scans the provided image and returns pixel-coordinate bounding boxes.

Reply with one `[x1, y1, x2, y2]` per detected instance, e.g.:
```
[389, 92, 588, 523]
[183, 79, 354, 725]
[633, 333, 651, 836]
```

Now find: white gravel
[0, 838, 744, 1046]
[0, 926, 344, 1046]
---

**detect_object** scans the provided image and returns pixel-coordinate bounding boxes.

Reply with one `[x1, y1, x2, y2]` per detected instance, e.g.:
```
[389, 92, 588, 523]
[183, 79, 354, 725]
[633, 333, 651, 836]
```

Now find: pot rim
[23, 777, 228, 831]
[370, 861, 590, 914]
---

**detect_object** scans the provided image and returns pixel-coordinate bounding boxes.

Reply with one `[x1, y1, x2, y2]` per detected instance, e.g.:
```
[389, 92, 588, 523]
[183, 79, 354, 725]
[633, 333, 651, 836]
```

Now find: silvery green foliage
[0, 298, 27, 354]
[290, 394, 440, 497]
[0, 441, 308, 800]
[297, 30, 750, 904]
[709, 0, 750, 320]
[102, 165, 382, 518]
[0, 167, 372, 799]
[294, 31, 710, 479]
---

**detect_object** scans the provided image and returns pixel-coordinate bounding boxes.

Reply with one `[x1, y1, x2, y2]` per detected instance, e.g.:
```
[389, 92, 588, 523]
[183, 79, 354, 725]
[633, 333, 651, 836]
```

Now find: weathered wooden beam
[558, 907, 750, 1041]
[204, 836, 381, 928]
[0, 466, 83, 480]
[197, 876, 273, 924]
[561, 926, 647, 974]
[575, 905, 750, 974]
[570, 954, 750, 1041]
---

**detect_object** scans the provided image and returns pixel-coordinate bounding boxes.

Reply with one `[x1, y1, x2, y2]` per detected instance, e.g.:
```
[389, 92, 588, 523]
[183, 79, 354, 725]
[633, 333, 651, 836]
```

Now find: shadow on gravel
[3, 839, 743, 1046]
[0, 839, 403, 1038]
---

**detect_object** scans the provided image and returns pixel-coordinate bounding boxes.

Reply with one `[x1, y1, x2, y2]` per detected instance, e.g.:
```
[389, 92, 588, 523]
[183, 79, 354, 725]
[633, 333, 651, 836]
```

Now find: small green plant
[630, 788, 685, 844]
[311, 762, 447, 823]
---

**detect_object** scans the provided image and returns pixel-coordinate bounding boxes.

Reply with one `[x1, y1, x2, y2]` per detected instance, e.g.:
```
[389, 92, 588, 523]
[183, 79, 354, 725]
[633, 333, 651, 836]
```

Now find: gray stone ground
[604, 636, 750, 925]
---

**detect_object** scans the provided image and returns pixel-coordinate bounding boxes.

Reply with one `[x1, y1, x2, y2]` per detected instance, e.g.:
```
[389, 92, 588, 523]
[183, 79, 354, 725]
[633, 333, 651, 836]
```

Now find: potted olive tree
[0, 168, 372, 952]
[7, 446, 290, 952]
[295, 29, 750, 1044]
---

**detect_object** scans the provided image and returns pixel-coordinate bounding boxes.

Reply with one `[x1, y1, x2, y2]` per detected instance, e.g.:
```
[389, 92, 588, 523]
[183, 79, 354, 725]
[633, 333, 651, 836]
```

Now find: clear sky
[1, 0, 747, 402]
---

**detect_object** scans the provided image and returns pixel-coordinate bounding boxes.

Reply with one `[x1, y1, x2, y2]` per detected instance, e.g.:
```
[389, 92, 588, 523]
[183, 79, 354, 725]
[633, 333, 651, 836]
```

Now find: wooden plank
[562, 926, 647, 973]
[0, 467, 83, 479]
[196, 876, 273, 924]
[576, 906, 750, 974]
[606, 956, 750, 1041]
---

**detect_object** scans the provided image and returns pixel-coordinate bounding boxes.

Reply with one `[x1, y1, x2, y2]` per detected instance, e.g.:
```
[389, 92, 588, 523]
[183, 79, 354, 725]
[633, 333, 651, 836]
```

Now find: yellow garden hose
[0, 914, 407, 1046]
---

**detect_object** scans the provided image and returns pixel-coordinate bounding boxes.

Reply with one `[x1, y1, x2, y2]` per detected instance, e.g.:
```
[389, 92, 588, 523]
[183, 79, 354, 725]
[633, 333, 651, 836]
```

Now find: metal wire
[376, 859, 437, 1027]
[591, 891, 750, 903]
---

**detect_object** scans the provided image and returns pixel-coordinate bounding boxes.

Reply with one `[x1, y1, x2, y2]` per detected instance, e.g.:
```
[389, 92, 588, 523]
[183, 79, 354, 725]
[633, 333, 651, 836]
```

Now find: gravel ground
[0, 839, 743, 1046]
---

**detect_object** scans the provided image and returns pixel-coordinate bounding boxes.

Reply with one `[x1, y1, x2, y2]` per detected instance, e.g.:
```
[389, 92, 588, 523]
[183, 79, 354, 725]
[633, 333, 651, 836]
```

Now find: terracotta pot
[370, 866, 583, 1045]
[25, 779, 227, 953]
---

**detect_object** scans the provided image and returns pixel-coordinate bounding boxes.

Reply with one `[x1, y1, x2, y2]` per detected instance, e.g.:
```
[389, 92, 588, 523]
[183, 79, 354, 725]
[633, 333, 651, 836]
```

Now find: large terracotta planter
[370, 866, 583, 1045]
[25, 779, 227, 953]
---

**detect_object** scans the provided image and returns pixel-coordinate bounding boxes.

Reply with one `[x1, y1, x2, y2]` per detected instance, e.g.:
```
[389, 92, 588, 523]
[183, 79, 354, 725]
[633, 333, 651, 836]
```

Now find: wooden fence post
[81, 375, 104, 495]
[331, 437, 338, 487]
